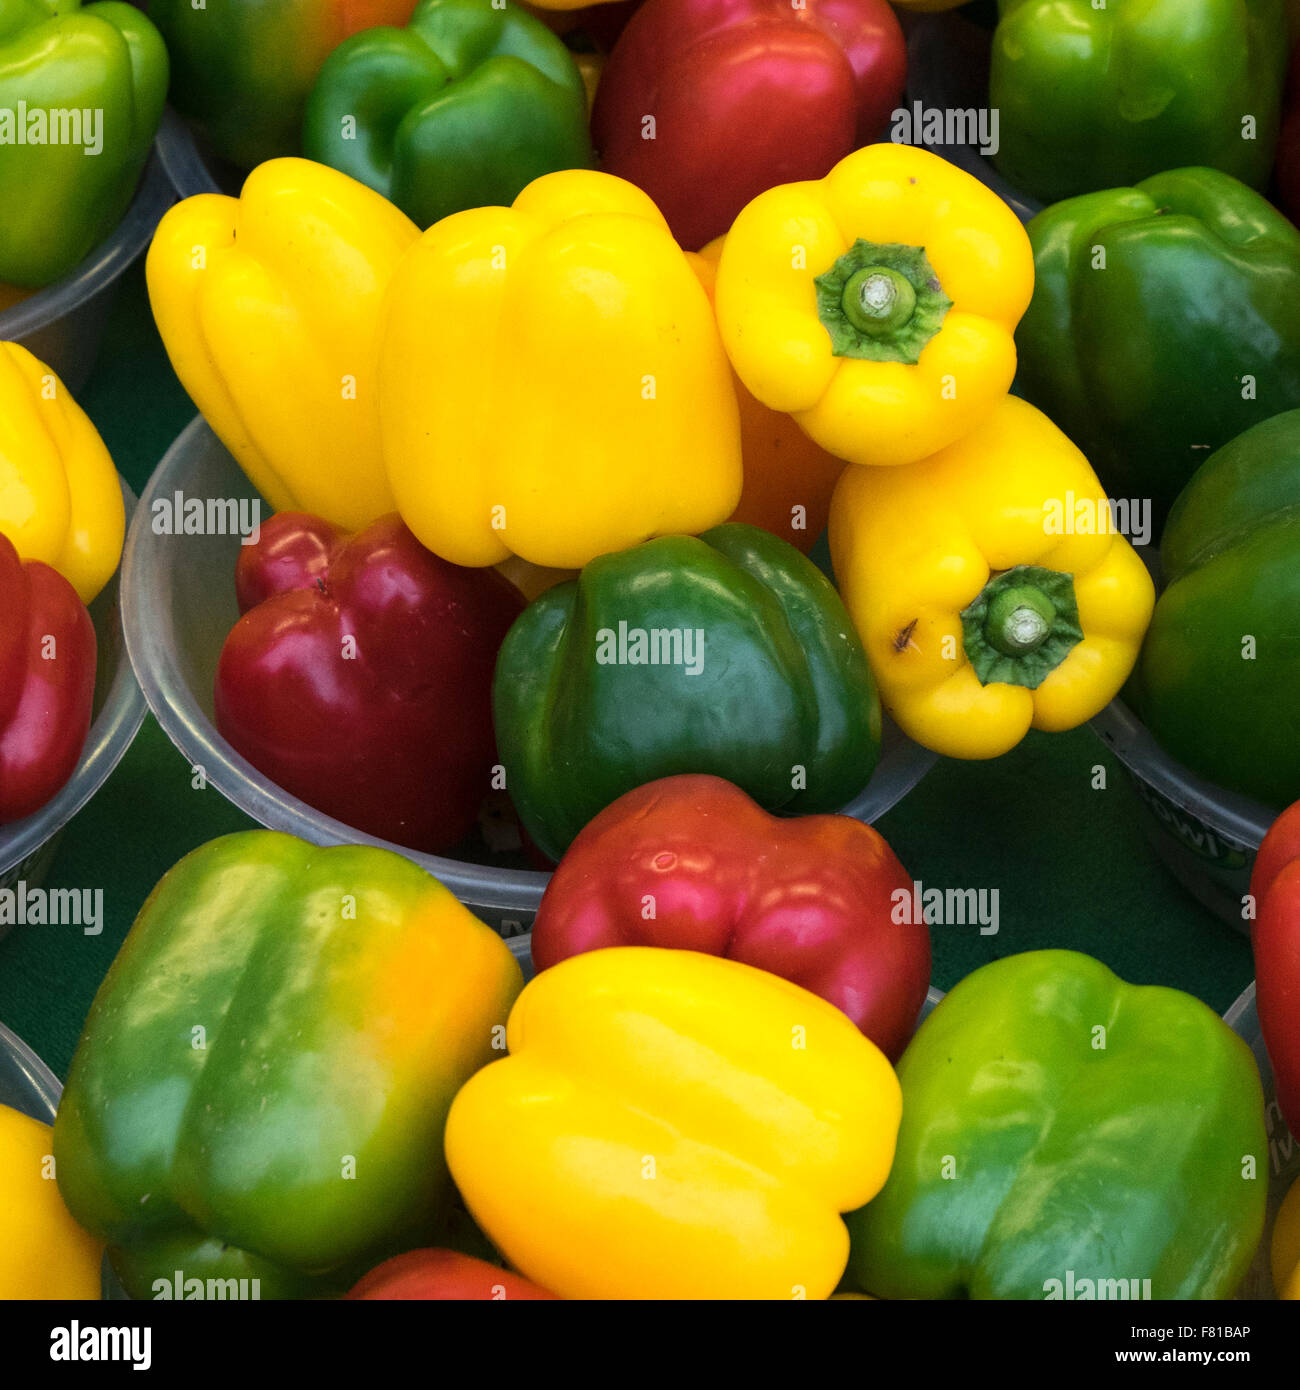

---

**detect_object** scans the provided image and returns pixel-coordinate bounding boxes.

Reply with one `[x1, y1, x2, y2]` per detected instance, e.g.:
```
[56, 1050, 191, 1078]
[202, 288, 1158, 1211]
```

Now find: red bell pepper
[214, 512, 522, 854]
[346, 1249, 558, 1300]
[0, 534, 96, 825]
[590, 0, 906, 250]
[530, 773, 929, 1059]
[1251, 799, 1300, 1132]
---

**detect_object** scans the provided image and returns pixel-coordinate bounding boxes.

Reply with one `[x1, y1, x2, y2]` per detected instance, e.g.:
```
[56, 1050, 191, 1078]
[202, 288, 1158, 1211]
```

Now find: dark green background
[0, 264, 1255, 1079]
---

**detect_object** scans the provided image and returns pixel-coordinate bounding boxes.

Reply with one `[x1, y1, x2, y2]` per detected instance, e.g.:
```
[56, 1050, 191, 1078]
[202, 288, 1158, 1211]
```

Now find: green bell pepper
[847, 951, 1267, 1301]
[1016, 168, 1300, 527]
[990, 0, 1288, 204]
[493, 522, 881, 863]
[1132, 409, 1300, 808]
[303, 0, 593, 228]
[52, 831, 523, 1299]
[0, 0, 167, 289]
[148, 0, 422, 173]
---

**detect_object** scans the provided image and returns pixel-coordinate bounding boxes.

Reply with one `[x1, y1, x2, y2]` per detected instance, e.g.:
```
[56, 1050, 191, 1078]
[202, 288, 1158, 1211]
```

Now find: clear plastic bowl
[1224, 984, 1294, 1300]
[0, 151, 175, 392]
[903, 11, 1040, 226]
[0, 1019, 61, 1125]
[153, 106, 223, 201]
[0, 479, 147, 932]
[1090, 699, 1275, 932]
[121, 416, 937, 934]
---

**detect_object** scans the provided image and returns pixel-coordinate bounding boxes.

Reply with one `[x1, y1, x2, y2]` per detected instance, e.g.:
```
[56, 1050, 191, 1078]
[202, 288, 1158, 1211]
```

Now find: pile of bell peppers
[43, 826, 1279, 1300]
[11, 0, 1300, 1309]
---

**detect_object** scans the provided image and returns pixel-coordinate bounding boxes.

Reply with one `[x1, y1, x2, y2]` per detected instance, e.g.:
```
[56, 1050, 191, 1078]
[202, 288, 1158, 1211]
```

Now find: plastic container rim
[153, 106, 222, 203]
[0, 152, 174, 343]
[0, 477, 146, 875]
[122, 415, 938, 915]
[0, 1019, 62, 1122]
[1090, 698, 1276, 853]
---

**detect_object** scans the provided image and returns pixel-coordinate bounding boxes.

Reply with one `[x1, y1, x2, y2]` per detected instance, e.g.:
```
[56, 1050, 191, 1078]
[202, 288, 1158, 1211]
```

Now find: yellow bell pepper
[0, 1103, 102, 1299]
[0, 343, 124, 605]
[829, 395, 1155, 760]
[444, 946, 901, 1300]
[715, 143, 1034, 469]
[1273, 1172, 1300, 1298]
[147, 158, 420, 532]
[379, 169, 742, 570]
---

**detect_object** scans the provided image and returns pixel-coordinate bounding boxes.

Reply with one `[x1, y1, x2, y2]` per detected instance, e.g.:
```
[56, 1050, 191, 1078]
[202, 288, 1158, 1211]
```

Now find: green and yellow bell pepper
[53, 831, 523, 1299]
[303, 0, 593, 228]
[0, 0, 167, 289]
[149, 0, 420, 171]
[446, 946, 902, 1300]
[847, 950, 1268, 1300]
[830, 396, 1154, 760]
[147, 158, 420, 532]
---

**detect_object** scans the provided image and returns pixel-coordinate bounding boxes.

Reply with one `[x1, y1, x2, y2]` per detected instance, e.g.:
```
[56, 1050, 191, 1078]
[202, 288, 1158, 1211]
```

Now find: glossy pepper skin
[0, 533, 96, 824]
[493, 522, 881, 862]
[846, 951, 1268, 1301]
[445, 946, 902, 1300]
[148, 0, 420, 170]
[830, 396, 1154, 761]
[214, 511, 522, 854]
[147, 159, 420, 533]
[379, 168, 741, 570]
[347, 1248, 558, 1300]
[0, 343, 124, 604]
[531, 774, 928, 1059]
[715, 144, 1033, 469]
[590, 0, 905, 252]
[1249, 801, 1300, 1137]
[1016, 169, 1300, 526]
[990, 0, 1287, 205]
[1132, 410, 1300, 807]
[0, 1, 167, 289]
[53, 831, 524, 1300]
[0, 1104, 103, 1299]
[304, 0, 593, 229]
[690, 237, 844, 554]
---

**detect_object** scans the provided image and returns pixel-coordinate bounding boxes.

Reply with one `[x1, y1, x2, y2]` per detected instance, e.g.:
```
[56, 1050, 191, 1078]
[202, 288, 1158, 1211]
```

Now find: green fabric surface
[0, 263, 1254, 1081]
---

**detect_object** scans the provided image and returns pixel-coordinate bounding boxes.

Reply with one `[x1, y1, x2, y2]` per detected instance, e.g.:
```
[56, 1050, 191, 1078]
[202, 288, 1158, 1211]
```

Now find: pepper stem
[984, 585, 1056, 656]
[814, 240, 952, 364]
[842, 268, 918, 337]
[960, 566, 1084, 690]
